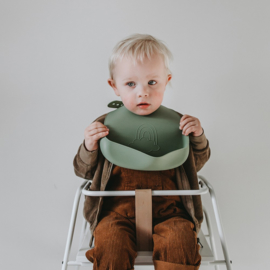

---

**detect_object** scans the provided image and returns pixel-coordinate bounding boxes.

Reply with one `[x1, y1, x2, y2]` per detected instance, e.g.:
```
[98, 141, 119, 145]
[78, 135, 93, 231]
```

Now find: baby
[73, 34, 211, 270]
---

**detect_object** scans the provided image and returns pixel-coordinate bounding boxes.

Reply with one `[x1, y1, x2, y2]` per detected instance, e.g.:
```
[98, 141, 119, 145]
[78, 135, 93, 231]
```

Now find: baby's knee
[153, 219, 201, 265]
[171, 220, 196, 243]
[93, 216, 137, 265]
[90, 235, 137, 270]
[154, 218, 197, 247]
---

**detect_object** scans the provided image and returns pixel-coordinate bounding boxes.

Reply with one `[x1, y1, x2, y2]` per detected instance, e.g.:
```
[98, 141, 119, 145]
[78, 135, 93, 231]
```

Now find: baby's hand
[179, 114, 203, 137]
[84, 122, 109, 151]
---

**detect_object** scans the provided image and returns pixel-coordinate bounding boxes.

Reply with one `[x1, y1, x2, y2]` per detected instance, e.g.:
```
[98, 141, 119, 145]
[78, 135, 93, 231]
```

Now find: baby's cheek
[122, 98, 134, 110]
[154, 91, 165, 101]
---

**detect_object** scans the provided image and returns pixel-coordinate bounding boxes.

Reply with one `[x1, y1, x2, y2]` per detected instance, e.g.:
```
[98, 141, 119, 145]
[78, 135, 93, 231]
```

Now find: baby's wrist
[192, 128, 204, 137]
[84, 141, 98, 152]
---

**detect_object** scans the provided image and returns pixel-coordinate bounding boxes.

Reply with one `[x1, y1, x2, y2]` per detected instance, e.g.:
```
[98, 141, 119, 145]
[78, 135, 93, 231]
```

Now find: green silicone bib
[100, 104, 189, 171]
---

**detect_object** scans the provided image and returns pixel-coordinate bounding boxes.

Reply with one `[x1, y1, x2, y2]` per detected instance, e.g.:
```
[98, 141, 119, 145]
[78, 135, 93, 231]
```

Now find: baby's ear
[107, 78, 114, 88]
[107, 79, 120, 96]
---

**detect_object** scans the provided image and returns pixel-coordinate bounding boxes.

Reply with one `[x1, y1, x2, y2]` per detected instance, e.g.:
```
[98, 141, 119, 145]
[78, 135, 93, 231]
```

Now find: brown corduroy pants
[85, 165, 201, 270]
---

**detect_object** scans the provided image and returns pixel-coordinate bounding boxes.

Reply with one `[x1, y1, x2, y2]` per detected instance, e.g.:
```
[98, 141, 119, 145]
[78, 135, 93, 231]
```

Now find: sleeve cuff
[189, 128, 208, 150]
[79, 140, 98, 165]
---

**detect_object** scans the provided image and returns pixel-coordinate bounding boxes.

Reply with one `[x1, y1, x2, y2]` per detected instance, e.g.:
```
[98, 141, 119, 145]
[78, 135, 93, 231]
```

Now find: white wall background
[1, 1, 269, 269]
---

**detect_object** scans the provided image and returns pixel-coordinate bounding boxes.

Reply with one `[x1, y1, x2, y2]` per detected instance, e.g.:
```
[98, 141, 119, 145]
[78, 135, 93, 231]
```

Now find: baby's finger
[183, 126, 196, 136]
[180, 114, 191, 122]
[180, 115, 193, 124]
[86, 121, 109, 132]
[182, 121, 196, 135]
[179, 117, 194, 129]
[91, 130, 109, 141]
[87, 127, 109, 136]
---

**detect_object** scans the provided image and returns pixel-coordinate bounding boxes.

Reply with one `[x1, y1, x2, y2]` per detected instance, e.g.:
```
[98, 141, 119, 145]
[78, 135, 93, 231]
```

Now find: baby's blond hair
[108, 33, 173, 80]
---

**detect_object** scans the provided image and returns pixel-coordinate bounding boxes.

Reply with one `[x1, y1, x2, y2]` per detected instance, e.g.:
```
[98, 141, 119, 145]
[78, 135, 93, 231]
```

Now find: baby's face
[108, 53, 172, 115]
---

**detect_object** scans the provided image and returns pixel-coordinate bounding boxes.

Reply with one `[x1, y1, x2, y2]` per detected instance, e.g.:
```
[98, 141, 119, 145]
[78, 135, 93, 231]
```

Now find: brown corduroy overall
[85, 165, 201, 270]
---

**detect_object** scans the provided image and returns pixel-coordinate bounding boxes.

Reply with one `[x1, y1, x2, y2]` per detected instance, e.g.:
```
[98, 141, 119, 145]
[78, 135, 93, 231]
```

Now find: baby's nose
[138, 88, 149, 97]
[138, 92, 149, 97]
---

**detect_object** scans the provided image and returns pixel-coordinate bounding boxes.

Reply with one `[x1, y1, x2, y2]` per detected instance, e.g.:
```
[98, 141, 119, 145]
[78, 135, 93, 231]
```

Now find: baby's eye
[127, 82, 135, 87]
[148, 80, 157, 85]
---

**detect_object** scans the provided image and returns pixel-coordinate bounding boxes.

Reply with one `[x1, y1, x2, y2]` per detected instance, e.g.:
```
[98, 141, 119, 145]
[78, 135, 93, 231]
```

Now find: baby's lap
[153, 216, 197, 239]
[154, 216, 195, 230]
[96, 210, 195, 236]
[95, 210, 136, 236]
[94, 211, 197, 252]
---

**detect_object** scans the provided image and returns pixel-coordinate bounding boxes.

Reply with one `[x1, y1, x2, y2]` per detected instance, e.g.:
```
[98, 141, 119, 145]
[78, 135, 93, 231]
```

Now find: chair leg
[199, 176, 233, 270]
[78, 218, 88, 251]
[62, 180, 88, 270]
[203, 207, 219, 270]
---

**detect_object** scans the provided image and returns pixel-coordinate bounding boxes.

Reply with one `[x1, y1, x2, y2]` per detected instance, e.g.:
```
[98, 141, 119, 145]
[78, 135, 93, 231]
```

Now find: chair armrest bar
[82, 177, 208, 196]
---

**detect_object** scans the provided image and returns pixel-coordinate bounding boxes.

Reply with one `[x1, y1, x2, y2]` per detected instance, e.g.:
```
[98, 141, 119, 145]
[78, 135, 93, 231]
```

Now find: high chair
[61, 175, 233, 270]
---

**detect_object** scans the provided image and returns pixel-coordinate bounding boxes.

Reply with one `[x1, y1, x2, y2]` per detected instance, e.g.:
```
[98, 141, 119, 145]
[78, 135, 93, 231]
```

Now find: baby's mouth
[137, 103, 150, 106]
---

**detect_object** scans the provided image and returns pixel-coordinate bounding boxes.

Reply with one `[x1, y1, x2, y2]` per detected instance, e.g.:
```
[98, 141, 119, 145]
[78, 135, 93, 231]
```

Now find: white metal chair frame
[62, 175, 233, 270]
